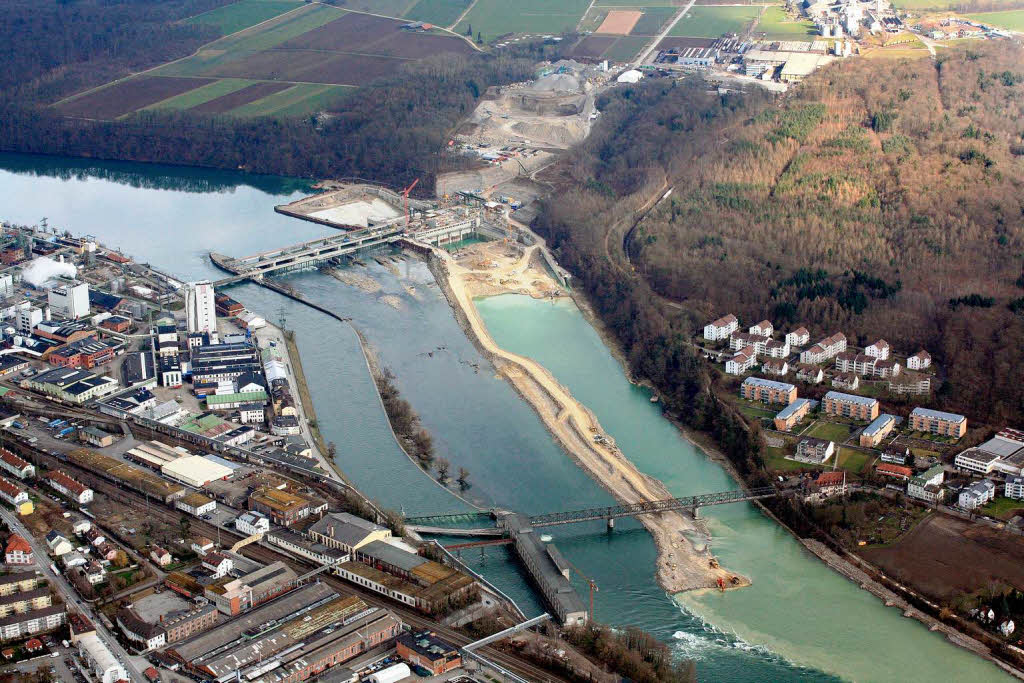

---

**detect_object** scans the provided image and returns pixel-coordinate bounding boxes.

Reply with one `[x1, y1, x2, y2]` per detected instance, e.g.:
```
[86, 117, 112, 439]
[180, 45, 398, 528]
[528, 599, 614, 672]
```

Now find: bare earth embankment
[431, 240, 748, 594]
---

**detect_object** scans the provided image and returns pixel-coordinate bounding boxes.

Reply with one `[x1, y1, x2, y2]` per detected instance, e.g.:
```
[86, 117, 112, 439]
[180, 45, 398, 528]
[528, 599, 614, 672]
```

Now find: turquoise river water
[0, 153, 1009, 682]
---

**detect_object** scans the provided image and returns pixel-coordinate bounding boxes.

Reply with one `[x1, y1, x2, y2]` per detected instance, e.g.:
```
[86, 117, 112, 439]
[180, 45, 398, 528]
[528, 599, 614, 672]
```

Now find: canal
[0, 153, 1009, 682]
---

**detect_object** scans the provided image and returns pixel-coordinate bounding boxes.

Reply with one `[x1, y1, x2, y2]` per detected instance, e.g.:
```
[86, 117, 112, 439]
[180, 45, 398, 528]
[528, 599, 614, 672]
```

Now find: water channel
[0, 153, 1009, 682]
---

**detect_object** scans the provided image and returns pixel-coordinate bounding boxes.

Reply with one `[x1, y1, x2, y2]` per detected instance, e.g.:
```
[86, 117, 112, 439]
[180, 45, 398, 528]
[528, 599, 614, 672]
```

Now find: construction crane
[563, 556, 598, 623]
[401, 178, 419, 226]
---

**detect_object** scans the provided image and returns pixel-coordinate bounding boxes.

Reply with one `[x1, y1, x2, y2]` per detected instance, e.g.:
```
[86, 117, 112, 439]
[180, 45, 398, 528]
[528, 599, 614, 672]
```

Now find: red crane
[564, 556, 598, 623]
[401, 178, 419, 226]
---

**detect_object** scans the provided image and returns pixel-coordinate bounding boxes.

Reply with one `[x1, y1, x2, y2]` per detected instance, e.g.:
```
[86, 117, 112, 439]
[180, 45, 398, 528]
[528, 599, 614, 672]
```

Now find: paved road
[0, 509, 147, 682]
[632, 0, 698, 68]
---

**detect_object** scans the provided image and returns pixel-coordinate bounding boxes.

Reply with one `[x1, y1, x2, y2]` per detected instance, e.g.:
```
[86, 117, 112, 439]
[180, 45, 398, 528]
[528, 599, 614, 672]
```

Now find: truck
[54, 427, 74, 439]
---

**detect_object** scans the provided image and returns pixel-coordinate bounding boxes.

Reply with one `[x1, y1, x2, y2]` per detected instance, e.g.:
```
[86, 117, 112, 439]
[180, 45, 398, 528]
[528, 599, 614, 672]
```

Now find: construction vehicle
[401, 178, 419, 227]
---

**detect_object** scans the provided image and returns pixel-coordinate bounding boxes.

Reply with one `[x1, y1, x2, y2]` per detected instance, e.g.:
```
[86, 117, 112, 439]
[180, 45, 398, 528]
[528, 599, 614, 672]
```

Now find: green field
[966, 10, 1024, 31]
[601, 35, 651, 60]
[455, 0, 591, 41]
[157, 4, 347, 77]
[141, 78, 258, 111]
[836, 447, 871, 474]
[893, 0, 1016, 8]
[807, 421, 853, 443]
[763, 445, 806, 472]
[595, 0, 680, 5]
[755, 6, 816, 40]
[228, 83, 354, 116]
[335, 0, 418, 16]
[980, 496, 1024, 521]
[187, 0, 304, 36]
[406, 0, 473, 26]
[737, 401, 776, 420]
[631, 7, 677, 34]
[670, 5, 761, 38]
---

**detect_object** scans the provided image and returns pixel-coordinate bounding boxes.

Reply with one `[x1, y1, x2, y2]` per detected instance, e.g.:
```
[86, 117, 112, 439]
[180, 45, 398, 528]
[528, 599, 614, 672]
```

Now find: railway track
[14, 440, 568, 683]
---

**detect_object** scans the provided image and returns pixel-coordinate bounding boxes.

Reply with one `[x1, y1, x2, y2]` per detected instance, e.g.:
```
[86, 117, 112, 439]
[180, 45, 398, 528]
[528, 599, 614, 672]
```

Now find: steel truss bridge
[405, 486, 780, 530]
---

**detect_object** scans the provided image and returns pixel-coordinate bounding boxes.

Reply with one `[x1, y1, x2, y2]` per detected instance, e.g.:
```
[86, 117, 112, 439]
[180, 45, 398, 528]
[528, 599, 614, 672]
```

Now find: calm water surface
[0, 153, 1008, 682]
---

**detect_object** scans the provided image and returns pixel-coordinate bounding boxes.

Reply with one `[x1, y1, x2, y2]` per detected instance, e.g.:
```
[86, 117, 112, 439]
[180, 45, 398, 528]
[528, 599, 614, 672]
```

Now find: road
[632, 0, 697, 68]
[0, 508, 147, 682]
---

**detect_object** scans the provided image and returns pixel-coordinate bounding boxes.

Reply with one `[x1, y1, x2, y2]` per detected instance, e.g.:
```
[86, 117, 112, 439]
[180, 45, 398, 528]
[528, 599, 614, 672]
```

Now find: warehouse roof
[161, 455, 233, 485]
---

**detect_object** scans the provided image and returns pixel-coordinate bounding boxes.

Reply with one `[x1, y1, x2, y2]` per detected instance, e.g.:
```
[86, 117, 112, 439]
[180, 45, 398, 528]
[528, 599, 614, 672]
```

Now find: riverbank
[427, 240, 746, 594]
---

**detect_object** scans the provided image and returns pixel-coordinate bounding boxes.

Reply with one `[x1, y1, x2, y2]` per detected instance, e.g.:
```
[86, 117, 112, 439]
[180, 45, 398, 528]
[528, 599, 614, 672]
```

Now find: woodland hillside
[534, 43, 1024, 460]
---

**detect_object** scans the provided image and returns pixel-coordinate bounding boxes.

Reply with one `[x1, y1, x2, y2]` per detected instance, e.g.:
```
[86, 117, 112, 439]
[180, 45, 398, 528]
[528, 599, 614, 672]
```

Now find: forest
[535, 43, 1024, 446]
[0, 0, 560, 192]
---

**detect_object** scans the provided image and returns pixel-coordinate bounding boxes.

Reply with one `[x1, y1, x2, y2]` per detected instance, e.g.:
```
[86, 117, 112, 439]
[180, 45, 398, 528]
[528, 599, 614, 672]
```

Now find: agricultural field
[595, 0, 682, 5]
[754, 6, 816, 39]
[338, 0, 419, 16]
[55, 6, 473, 120]
[455, 0, 592, 42]
[631, 7, 678, 34]
[570, 34, 620, 57]
[966, 9, 1024, 30]
[186, 0, 304, 36]
[597, 10, 644, 34]
[57, 76, 213, 119]
[405, 0, 475, 27]
[601, 35, 652, 60]
[670, 5, 762, 37]
[893, 0, 1016, 8]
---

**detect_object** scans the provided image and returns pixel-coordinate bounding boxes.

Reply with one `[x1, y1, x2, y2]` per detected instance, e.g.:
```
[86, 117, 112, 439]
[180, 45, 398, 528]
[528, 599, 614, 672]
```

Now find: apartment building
[44, 470, 94, 504]
[907, 350, 931, 370]
[774, 398, 813, 431]
[1006, 475, 1024, 500]
[0, 476, 33, 516]
[785, 327, 810, 347]
[725, 348, 757, 375]
[823, 391, 879, 421]
[865, 339, 890, 360]
[799, 333, 847, 364]
[794, 438, 835, 465]
[703, 314, 738, 341]
[4, 535, 32, 565]
[761, 358, 789, 377]
[0, 449, 34, 480]
[794, 364, 823, 384]
[764, 339, 790, 358]
[748, 320, 773, 337]
[740, 377, 797, 405]
[907, 464, 945, 503]
[729, 332, 770, 355]
[909, 407, 967, 439]
[859, 413, 897, 447]
[958, 479, 996, 510]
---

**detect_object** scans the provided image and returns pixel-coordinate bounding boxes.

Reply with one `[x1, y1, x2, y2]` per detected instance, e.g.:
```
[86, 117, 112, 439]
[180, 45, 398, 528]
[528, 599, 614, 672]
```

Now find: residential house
[0, 449, 34, 480]
[907, 464, 944, 503]
[910, 407, 966, 439]
[761, 358, 789, 377]
[748, 320, 773, 337]
[4, 535, 32, 565]
[795, 364, 823, 384]
[785, 327, 810, 347]
[832, 373, 859, 391]
[116, 607, 165, 652]
[907, 350, 931, 370]
[190, 538, 215, 556]
[45, 531, 73, 557]
[703, 314, 738, 341]
[201, 552, 232, 579]
[774, 398, 813, 431]
[730, 332, 770, 355]
[84, 562, 106, 585]
[958, 479, 996, 510]
[764, 339, 790, 359]
[150, 547, 172, 567]
[0, 477, 32, 516]
[875, 463, 913, 480]
[865, 340, 890, 360]
[740, 377, 797, 405]
[881, 445, 911, 465]
[860, 413, 897, 447]
[823, 391, 879, 421]
[234, 511, 270, 536]
[44, 470, 93, 504]
[175, 492, 215, 517]
[725, 347, 757, 375]
[812, 471, 847, 499]
[794, 438, 835, 465]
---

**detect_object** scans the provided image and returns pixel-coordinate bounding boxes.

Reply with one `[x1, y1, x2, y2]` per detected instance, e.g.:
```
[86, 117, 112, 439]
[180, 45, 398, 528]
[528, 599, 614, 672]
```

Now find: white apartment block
[704, 314, 738, 341]
[1006, 475, 1024, 500]
[725, 348, 757, 375]
[785, 327, 809, 347]
[799, 333, 846, 364]
[907, 350, 931, 370]
[765, 339, 790, 358]
[730, 332, 770, 355]
[958, 479, 995, 510]
[865, 339, 890, 360]
[748, 320, 773, 337]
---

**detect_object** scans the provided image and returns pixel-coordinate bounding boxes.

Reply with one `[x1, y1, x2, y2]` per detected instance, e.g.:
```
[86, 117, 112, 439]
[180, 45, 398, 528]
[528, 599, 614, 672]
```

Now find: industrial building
[67, 448, 185, 503]
[307, 512, 392, 554]
[248, 486, 318, 526]
[25, 367, 120, 404]
[204, 561, 297, 615]
[186, 281, 218, 343]
[77, 631, 127, 683]
[160, 455, 234, 487]
[47, 281, 89, 319]
[396, 631, 461, 675]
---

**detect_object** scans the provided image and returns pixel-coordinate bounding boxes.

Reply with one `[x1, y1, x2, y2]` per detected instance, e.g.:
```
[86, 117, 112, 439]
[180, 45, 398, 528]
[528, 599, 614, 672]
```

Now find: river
[0, 153, 1009, 682]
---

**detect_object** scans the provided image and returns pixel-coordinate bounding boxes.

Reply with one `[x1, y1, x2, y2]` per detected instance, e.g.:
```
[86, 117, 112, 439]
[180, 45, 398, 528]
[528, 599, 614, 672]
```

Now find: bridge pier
[693, 507, 700, 519]
[606, 518, 614, 532]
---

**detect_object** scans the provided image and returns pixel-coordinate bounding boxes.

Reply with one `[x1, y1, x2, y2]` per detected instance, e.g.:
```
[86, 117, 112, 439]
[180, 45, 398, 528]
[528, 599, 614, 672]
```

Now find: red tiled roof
[0, 449, 29, 471]
[815, 471, 845, 486]
[46, 470, 88, 496]
[5, 534, 31, 555]
[0, 476, 24, 500]
[876, 463, 913, 478]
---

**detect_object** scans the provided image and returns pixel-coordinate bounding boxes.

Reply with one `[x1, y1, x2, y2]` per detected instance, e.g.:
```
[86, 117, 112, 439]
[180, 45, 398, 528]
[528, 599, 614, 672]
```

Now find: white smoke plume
[22, 256, 78, 288]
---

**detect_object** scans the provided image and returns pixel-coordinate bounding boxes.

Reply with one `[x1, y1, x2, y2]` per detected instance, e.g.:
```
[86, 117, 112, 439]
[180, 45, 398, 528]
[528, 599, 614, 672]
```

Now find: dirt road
[435, 241, 747, 593]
